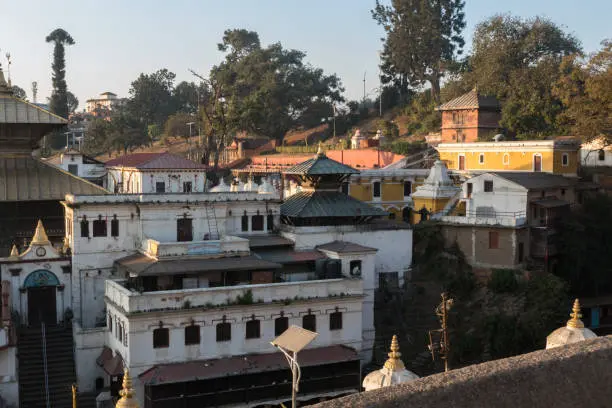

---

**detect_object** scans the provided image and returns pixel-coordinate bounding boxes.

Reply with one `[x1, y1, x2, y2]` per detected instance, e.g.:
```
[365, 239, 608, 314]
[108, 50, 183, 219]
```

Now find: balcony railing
[105, 278, 363, 315]
[440, 210, 527, 227]
[142, 236, 250, 258]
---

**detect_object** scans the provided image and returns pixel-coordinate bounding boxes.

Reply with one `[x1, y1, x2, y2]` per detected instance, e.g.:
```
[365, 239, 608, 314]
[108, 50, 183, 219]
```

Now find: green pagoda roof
[281, 191, 387, 218]
[284, 146, 359, 176]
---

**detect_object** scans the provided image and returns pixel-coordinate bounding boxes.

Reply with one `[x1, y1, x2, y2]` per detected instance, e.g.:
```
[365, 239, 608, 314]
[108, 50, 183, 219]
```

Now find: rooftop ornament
[115, 368, 140, 408]
[546, 299, 597, 349]
[362, 335, 420, 391]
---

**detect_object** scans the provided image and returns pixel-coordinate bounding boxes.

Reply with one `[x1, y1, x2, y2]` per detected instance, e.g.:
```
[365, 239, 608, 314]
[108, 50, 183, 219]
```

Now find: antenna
[5, 52, 11, 87]
[362, 71, 366, 106]
[32, 82, 38, 104]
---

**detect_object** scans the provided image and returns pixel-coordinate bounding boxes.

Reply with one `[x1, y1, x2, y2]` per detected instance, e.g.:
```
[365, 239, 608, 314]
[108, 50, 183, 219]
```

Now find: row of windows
[108, 315, 128, 347]
[81, 216, 119, 238]
[460, 153, 570, 170]
[152, 312, 343, 348]
[241, 214, 274, 232]
[155, 181, 193, 193]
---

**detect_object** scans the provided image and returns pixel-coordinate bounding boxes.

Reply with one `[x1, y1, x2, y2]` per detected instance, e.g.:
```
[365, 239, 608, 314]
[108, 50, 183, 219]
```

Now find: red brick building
[437, 89, 501, 143]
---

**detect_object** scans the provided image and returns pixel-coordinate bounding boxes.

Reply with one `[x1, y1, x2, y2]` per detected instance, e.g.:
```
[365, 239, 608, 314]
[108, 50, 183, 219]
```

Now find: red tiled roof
[104, 152, 208, 170]
[250, 149, 404, 170]
[139, 345, 358, 385]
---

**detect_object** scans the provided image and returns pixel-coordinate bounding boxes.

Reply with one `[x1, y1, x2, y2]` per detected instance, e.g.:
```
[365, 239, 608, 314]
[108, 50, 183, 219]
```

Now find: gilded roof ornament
[383, 335, 406, 371]
[116, 368, 139, 408]
[566, 299, 584, 329]
[8, 245, 19, 259]
[30, 220, 50, 246]
[316, 141, 325, 157]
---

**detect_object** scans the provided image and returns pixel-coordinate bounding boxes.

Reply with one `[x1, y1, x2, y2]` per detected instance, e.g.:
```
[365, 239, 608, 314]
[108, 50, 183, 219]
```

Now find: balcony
[105, 278, 363, 315]
[440, 210, 527, 227]
[142, 236, 250, 258]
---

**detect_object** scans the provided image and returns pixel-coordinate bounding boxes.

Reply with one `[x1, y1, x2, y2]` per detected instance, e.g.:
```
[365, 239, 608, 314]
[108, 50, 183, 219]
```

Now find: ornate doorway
[24, 270, 59, 326]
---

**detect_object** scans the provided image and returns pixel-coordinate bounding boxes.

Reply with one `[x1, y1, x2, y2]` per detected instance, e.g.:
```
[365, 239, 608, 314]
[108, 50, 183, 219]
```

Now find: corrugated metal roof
[139, 345, 359, 385]
[284, 153, 359, 175]
[105, 152, 208, 169]
[317, 241, 378, 254]
[115, 253, 282, 276]
[437, 89, 501, 111]
[0, 94, 68, 124]
[281, 191, 387, 218]
[490, 172, 574, 190]
[0, 156, 108, 201]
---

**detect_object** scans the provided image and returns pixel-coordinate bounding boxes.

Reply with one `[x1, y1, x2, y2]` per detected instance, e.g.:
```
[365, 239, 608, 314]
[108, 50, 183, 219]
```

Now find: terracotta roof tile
[438, 89, 501, 111]
[105, 152, 208, 170]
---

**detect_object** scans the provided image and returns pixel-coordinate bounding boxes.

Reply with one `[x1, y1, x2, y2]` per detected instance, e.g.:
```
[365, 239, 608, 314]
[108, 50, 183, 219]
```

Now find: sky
[0, 0, 610, 108]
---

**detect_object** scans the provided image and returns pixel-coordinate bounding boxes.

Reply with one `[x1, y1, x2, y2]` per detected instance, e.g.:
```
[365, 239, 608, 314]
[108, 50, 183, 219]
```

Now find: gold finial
[30, 220, 50, 246]
[116, 369, 140, 408]
[72, 384, 77, 408]
[316, 141, 325, 157]
[383, 335, 405, 371]
[567, 299, 584, 329]
[8, 245, 19, 259]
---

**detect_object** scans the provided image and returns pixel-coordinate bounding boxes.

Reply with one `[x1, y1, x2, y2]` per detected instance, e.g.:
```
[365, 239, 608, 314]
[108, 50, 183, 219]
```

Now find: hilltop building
[105, 152, 209, 193]
[436, 88, 502, 143]
[85, 92, 125, 117]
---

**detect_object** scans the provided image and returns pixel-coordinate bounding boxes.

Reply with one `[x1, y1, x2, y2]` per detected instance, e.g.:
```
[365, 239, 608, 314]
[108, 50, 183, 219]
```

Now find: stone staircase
[18, 325, 77, 408]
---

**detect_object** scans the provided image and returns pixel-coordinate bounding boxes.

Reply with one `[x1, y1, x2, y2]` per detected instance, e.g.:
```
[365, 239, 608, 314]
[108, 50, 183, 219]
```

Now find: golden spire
[8, 245, 19, 259]
[30, 220, 50, 246]
[116, 369, 139, 408]
[316, 141, 325, 157]
[383, 335, 406, 371]
[567, 299, 585, 329]
[72, 384, 77, 408]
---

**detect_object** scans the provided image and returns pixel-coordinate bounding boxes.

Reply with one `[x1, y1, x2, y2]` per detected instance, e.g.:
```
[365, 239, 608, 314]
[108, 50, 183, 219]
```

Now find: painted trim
[23, 269, 61, 288]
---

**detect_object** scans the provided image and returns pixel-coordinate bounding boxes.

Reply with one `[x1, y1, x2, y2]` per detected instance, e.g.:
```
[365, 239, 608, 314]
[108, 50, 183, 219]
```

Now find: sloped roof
[105, 152, 208, 170]
[284, 152, 359, 175]
[0, 155, 108, 201]
[281, 191, 387, 218]
[490, 172, 574, 190]
[317, 241, 378, 254]
[437, 89, 501, 111]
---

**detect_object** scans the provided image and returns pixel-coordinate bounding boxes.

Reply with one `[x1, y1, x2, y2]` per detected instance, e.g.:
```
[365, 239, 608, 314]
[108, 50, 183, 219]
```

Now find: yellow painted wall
[381, 183, 404, 202]
[439, 149, 578, 175]
[411, 197, 450, 224]
[349, 183, 372, 201]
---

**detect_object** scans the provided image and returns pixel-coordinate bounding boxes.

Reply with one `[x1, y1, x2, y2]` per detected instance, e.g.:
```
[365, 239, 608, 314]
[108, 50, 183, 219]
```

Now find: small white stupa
[546, 299, 597, 349]
[362, 335, 420, 392]
[351, 129, 365, 149]
[209, 178, 230, 193]
[243, 177, 259, 192]
[258, 177, 277, 194]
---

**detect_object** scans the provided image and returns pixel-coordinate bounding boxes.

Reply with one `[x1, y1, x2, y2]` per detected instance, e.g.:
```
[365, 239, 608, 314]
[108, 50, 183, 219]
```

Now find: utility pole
[428, 292, 453, 372]
[332, 103, 336, 139]
[5, 52, 11, 87]
[363, 71, 366, 108]
[378, 51, 382, 117]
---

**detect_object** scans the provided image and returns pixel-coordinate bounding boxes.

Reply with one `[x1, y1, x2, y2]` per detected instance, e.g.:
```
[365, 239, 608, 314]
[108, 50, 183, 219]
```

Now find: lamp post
[186, 122, 195, 160]
[271, 325, 318, 408]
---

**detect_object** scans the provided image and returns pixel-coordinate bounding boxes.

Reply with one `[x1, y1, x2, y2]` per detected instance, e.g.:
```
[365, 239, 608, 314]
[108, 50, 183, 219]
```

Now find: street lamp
[186, 122, 195, 160]
[271, 325, 318, 408]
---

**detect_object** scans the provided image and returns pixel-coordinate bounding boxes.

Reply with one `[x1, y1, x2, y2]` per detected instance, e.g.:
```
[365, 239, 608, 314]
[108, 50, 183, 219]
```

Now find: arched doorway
[24, 270, 60, 326]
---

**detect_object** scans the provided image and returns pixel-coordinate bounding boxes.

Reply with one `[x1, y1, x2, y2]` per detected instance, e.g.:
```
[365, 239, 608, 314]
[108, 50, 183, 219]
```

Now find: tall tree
[127, 69, 177, 127]
[372, 0, 466, 103]
[46, 28, 75, 119]
[67, 91, 79, 113]
[10, 85, 27, 100]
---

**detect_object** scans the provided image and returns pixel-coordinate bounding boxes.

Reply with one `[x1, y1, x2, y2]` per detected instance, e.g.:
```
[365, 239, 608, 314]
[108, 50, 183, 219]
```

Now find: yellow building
[437, 139, 580, 177]
[411, 160, 461, 223]
[346, 169, 430, 222]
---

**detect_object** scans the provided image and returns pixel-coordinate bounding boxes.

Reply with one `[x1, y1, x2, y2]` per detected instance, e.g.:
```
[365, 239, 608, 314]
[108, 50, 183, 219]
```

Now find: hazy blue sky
[1, 0, 609, 108]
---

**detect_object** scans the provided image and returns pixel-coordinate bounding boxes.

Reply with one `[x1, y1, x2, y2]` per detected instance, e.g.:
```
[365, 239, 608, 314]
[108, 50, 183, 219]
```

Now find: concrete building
[436, 88, 502, 143]
[105, 152, 209, 193]
[45, 149, 107, 186]
[437, 139, 580, 177]
[85, 92, 125, 117]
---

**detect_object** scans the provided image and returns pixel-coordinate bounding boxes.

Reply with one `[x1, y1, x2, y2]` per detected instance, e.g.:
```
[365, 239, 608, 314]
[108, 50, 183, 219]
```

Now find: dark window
[533, 155, 542, 172]
[479, 154, 484, 164]
[93, 217, 107, 237]
[108, 315, 112, 332]
[403, 181, 412, 197]
[518, 242, 524, 263]
[252, 215, 264, 231]
[184, 325, 200, 345]
[267, 214, 274, 231]
[467, 183, 473, 198]
[302, 314, 316, 332]
[275, 316, 289, 336]
[111, 217, 119, 237]
[562, 154, 569, 166]
[68, 164, 78, 175]
[373, 182, 381, 198]
[155, 182, 165, 193]
[153, 328, 169, 349]
[183, 181, 192, 193]
[484, 180, 493, 192]
[177, 218, 193, 242]
[402, 207, 412, 223]
[216, 322, 231, 342]
[599, 150, 605, 161]
[329, 312, 343, 331]
[561, 189, 566, 196]
[80, 218, 89, 237]
[388, 213, 396, 220]
[245, 320, 261, 339]
[341, 182, 349, 195]
[241, 215, 249, 232]
[349, 260, 362, 277]
[489, 231, 499, 249]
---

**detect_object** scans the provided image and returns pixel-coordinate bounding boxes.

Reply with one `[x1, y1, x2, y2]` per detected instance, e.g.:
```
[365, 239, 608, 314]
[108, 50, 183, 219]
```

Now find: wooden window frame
[245, 319, 261, 339]
[184, 325, 200, 346]
[329, 311, 343, 331]
[302, 314, 316, 332]
[275, 316, 289, 336]
[216, 322, 231, 342]
[153, 328, 169, 349]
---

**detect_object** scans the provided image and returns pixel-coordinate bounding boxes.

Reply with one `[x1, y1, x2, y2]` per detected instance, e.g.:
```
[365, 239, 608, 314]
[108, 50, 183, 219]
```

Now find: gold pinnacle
[566, 299, 584, 329]
[383, 335, 406, 371]
[115, 368, 139, 408]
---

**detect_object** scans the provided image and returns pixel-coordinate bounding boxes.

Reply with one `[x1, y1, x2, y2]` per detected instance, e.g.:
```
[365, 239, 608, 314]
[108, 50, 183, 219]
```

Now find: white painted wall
[581, 148, 612, 167]
[54, 152, 106, 181]
[107, 169, 207, 193]
[0, 347, 18, 407]
[463, 174, 528, 216]
[73, 322, 107, 392]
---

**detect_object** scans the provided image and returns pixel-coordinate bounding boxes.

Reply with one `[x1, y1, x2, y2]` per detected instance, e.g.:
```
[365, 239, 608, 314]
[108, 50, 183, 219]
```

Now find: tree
[164, 112, 197, 141]
[67, 91, 79, 113]
[211, 29, 344, 142]
[46, 28, 75, 119]
[127, 69, 177, 127]
[554, 40, 612, 143]
[11, 85, 27, 100]
[372, 0, 466, 103]
[173, 81, 202, 114]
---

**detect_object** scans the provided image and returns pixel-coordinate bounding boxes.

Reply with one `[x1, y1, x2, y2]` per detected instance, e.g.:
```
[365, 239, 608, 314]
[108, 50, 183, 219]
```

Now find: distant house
[45, 149, 107, 186]
[436, 88, 502, 143]
[105, 152, 209, 193]
[85, 92, 125, 117]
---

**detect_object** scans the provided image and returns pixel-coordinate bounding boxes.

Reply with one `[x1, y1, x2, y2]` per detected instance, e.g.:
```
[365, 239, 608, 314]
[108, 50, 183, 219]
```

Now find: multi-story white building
[85, 92, 124, 116]
[105, 152, 209, 193]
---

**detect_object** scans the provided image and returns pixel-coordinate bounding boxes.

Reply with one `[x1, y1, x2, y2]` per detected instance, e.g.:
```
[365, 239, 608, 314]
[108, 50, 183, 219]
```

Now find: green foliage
[402, 91, 441, 135]
[127, 69, 177, 127]
[164, 112, 198, 140]
[235, 290, 254, 305]
[376, 119, 399, 140]
[384, 140, 428, 155]
[66, 91, 79, 113]
[46, 28, 75, 120]
[488, 269, 519, 293]
[555, 194, 612, 297]
[372, 0, 466, 102]
[83, 108, 148, 156]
